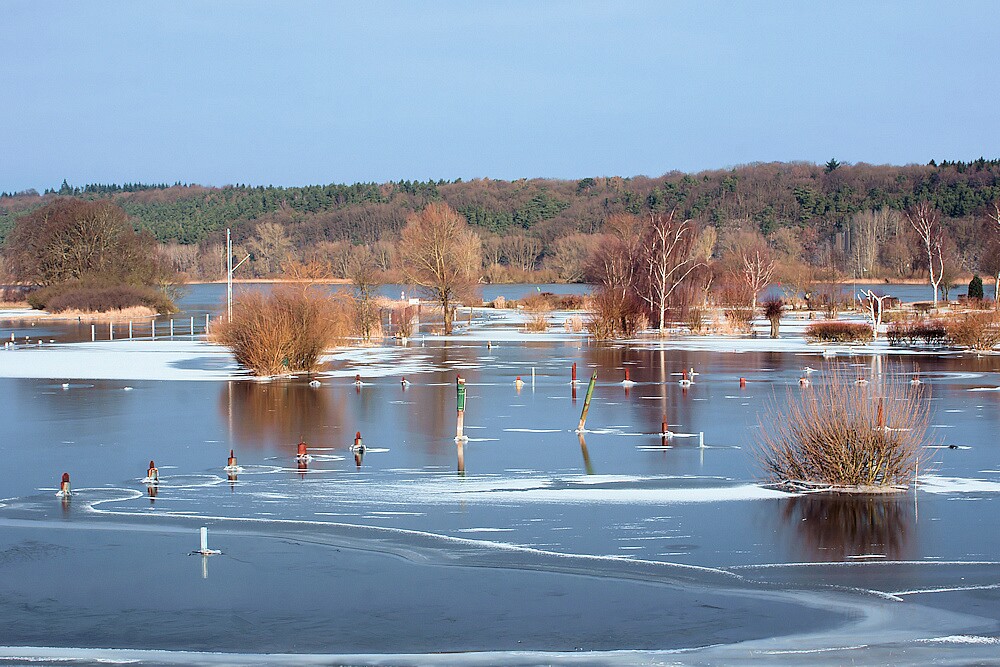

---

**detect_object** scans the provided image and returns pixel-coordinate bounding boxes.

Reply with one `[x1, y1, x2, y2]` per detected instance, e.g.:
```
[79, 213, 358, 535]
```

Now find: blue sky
[2, 1, 997, 191]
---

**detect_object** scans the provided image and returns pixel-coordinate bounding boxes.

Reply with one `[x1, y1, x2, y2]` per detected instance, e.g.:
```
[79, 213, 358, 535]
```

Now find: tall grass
[758, 365, 929, 491]
[210, 286, 354, 375]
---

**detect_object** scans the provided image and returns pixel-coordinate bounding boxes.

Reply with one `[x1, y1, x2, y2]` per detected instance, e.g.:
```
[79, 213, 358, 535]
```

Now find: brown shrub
[943, 312, 1000, 350]
[886, 318, 947, 347]
[758, 365, 929, 490]
[28, 280, 175, 314]
[210, 286, 354, 375]
[724, 307, 755, 333]
[805, 321, 873, 343]
[517, 292, 587, 311]
[586, 288, 643, 340]
[524, 311, 549, 332]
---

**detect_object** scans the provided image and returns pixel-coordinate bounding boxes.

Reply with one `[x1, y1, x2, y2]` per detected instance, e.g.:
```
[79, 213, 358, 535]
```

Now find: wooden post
[456, 439, 465, 475]
[576, 372, 598, 432]
[572, 362, 577, 384]
[739, 377, 746, 388]
[455, 375, 467, 441]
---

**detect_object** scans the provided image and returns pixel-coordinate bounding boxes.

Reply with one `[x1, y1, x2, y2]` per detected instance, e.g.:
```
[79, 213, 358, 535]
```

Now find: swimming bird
[803, 366, 817, 374]
[855, 378, 869, 386]
[798, 377, 811, 387]
[309, 379, 321, 388]
[401, 377, 410, 388]
[910, 377, 922, 385]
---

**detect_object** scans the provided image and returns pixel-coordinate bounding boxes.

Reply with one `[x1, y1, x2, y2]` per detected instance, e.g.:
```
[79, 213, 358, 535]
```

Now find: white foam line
[893, 584, 1000, 596]
[917, 635, 1000, 644]
[732, 560, 1000, 570]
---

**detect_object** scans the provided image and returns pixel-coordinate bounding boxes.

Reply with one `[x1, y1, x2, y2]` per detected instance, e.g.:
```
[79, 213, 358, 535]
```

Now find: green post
[456, 375, 467, 441]
[576, 371, 598, 432]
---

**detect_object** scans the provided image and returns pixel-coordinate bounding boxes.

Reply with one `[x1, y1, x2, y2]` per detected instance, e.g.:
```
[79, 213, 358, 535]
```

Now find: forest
[2, 159, 999, 288]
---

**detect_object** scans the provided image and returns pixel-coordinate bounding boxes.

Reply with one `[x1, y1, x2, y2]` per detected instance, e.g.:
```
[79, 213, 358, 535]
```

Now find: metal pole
[227, 228, 233, 322]
[576, 372, 598, 432]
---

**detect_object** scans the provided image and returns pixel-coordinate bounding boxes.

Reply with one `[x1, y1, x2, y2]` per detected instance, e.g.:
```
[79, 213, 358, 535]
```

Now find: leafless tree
[636, 211, 704, 334]
[852, 207, 901, 278]
[545, 233, 599, 282]
[345, 245, 382, 341]
[721, 231, 775, 309]
[501, 234, 542, 272]
[248, 222, 295, 277]
[858, 289, 889, 340]
[398, 202, 481, 334]
[905, 201, 944, 306]
[986, 201, 1000, 309]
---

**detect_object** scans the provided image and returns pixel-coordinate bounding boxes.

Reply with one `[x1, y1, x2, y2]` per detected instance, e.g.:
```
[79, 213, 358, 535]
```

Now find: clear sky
[3, 1, 998, 192]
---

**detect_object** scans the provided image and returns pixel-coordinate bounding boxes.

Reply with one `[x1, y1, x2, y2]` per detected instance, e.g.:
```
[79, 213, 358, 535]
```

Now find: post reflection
[220, 380, 340, 449]
[780, 493, 915, 561]
[577, 432, 594, 475]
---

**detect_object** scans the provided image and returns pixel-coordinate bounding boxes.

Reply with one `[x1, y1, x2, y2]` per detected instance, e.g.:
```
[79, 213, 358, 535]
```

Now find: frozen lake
[0, 316, 998, 663]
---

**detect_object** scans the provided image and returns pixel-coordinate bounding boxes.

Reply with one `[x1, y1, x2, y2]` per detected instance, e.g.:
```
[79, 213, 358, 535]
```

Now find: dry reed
[757, 365, 929, 491]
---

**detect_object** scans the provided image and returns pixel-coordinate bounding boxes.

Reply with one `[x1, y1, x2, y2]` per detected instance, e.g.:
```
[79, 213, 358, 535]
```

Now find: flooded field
[0, 305, 999, 664]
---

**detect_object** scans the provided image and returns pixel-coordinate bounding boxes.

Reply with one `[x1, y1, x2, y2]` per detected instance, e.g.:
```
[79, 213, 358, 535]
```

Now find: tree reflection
[220, 380, 341, 449]
[780, 493, 914, 561]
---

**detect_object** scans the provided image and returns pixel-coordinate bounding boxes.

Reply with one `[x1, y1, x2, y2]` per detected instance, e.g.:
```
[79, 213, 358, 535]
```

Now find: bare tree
[721, 231, 775, 309]
[858, 289, 889, 340]
[501, 234, 542, 272]
[906, 201, 945, 306]
[248, 222, 294, 277]
[545, 233, 599, 282]
[986, 201, 1000, 309]
[398, 202, 481, 334]
[852, 207, 900, 277]
[636, 211, 704, 334]
[346, 245, 382, 342]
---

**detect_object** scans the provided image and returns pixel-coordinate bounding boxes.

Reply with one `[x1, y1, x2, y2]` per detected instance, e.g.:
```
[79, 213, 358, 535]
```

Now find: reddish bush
[805, 321, 873, 343]
[28, 281, 174, 314]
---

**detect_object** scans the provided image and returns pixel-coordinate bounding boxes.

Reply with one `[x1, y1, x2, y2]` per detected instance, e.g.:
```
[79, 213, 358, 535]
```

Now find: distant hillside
[2, 159, 999, 280]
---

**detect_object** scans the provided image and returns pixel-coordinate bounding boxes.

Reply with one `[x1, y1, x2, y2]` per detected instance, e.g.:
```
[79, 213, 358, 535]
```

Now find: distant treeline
[2, 159, 999, 282]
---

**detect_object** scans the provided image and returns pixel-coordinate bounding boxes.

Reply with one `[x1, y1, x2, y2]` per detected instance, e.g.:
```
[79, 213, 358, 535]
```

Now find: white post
[205, 313, 210, 333]
[531, 367, 535, 387]
[699, 431, 705, 448]
[129, 321, 133, 340]
[190, 316, 194, 336]
[200, 526, 209, 553]
[109, 322, 114, 340]
[227, 228, 233, 323]
[170, 319, 174, 338]
[91, 325, 95, 342]
[151, 320, 156, 340]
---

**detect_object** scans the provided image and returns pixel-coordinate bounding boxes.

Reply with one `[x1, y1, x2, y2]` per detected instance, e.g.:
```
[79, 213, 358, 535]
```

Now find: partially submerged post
[578, 432, 594, 475]
[91, 325, 95, 342]
[576, 372, 598, 432]
[197, 526, 221, 556]
[455, 375, 467, 442]
[59, 472, 71, 497]
[572, 362, 577, 384]
[109, 322, 114, 340]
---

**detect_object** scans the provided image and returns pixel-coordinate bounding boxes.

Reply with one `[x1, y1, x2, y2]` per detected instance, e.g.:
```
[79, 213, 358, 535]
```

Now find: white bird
[822, 349, 836, 358]
[678, 378, 693, 387]
[798, 377, 811, 387]
[61, 383, 70, 389]
[855, 378, 869, 386]
[308, 379, 321, 388]
[910, 377, 922, 385]
[803, 366, 817, 374]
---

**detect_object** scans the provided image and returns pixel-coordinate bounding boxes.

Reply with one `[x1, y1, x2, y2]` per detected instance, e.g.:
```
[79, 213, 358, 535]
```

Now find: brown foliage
[5, 199, 167, 287]
[805, 321, 874, 343]
[758, 365, 929, 489]
[210, 286, 354, 375]
[943, 311, 1000, 350]
[398, 202, 481, 334]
